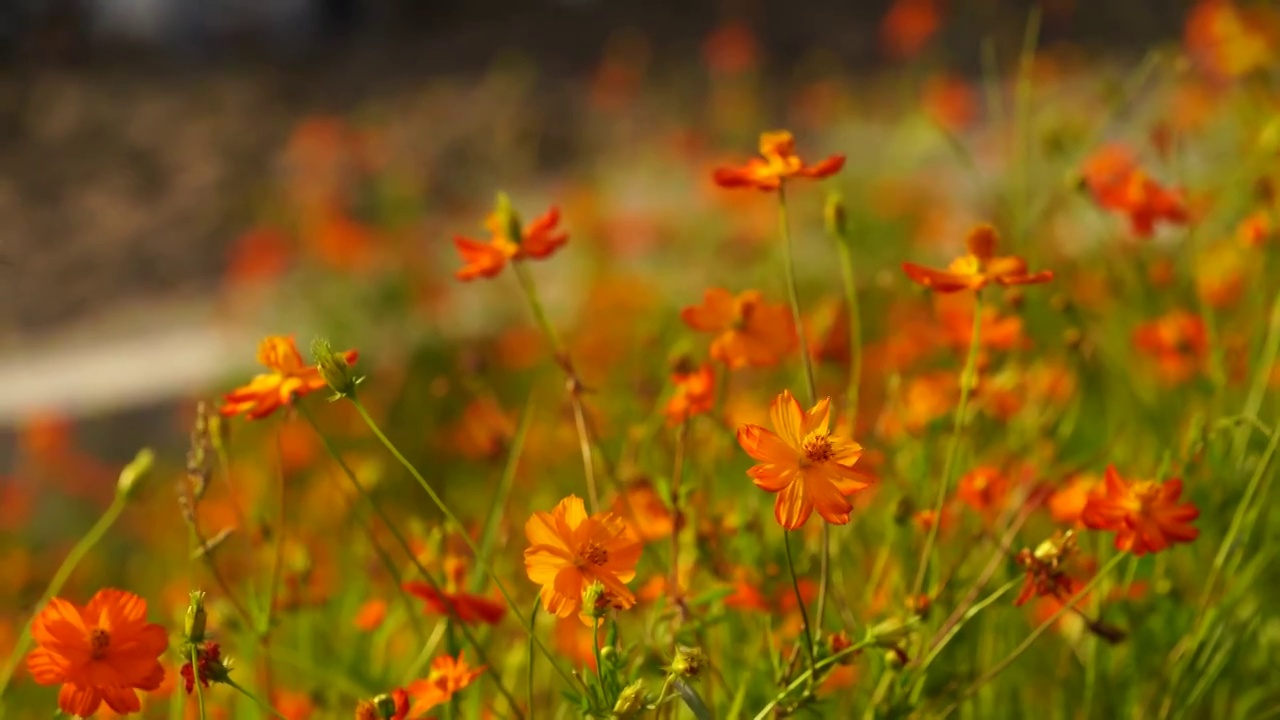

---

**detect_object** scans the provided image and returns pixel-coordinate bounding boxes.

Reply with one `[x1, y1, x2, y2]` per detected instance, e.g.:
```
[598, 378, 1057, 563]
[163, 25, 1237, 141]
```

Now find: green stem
[912, 291, 984, 598]
[472, 395, 536, 593]
[1231, 290, 1280, 467]
[776, 184, 828, 636]
[191, 645, 207, 720]
[917, 577, 1021, 671]
[834, 239, 863, 430]
[528, 599, 540, 720]
[350, 397, 577, 692]
[0, 494, 127, 701]
[945, 553, 1127, 711]
[781, 529, 817, 679]
[753, 641, 872, 720]
[225, 676, 288, 719]
[298, 405, 524, 717]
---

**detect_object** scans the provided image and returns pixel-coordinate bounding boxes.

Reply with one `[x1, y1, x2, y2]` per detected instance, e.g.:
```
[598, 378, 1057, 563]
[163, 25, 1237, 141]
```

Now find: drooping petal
[680, 288, 737, 332]
[769, 390, 806, 448]
[807, 472, 854, 525]
[902, 263, 980, 293]
[773, 478, 814, 530]
[797, 155, 845, 179]
[58, 683, 103, 718]
[736, 424, 798, 466]
[25, 648, 69, 685]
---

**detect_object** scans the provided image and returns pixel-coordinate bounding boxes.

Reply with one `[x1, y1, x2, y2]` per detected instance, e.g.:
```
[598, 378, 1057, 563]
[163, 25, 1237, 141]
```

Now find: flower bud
[612, 679, 647, 718]
[354, 700, 380, 720]
[311, 338, 361, 399]
[373, 693, 399, 719]
[116, 448, 155, 500]
[671, 645, 705, 678]
[185, 591, 207, 642]
[494, 191, 523, 244]
[824, 192, 849, 242]
[582, 580, 608, 622]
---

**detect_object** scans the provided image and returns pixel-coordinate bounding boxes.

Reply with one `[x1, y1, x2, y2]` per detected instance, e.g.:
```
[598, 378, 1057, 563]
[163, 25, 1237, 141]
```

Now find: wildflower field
[4, 2, 1280, 718]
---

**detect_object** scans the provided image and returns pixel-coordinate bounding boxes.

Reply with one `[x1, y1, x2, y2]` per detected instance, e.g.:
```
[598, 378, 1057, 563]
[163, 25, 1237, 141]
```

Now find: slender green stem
[752, 641, 872, 720]
[472, 394, 535, 593]
[1231, 290, 1280, 467]
[225, 676, 289, 719]
[298, 405, 524, 717]
[191, 645, 207, 720]
[350, 397, 577, 692]
[781, 530, 816, 678]
[0, 494, 127, 701]
[945, 553, 1127, 711]
[834, 239, 863, 430]
[776, 184, 828, 636]
[917, 578, 1021, 671]
[528, 599, 540, 720]
[912, 291, 984, 598]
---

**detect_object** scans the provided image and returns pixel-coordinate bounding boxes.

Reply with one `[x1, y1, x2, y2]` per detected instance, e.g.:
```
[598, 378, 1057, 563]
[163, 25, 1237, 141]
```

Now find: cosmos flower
[1132, 310, 1208, 384]
[902, 224, 1053, 293]
[712, 130, 845, 191]
[453, 195, 568, 281]
[664, 361, 716, 425]
[524, 495, 643, 620]
[405, 653, 485, 716]
[736, 390, 873, 529]
[681, 288, 797, 369]
[1081, 466, 1200, 556]
[1081, 144, 1188, 237]
[220, 336, 358, 420]
[401, 582, 506, 626]
[25, 589, 167, 718]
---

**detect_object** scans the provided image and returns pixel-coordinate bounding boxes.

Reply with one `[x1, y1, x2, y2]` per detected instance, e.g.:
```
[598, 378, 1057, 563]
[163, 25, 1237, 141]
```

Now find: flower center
[89, 628, 110, 660]
[802, 433, 834, 464]
[580, 541, 609, 566]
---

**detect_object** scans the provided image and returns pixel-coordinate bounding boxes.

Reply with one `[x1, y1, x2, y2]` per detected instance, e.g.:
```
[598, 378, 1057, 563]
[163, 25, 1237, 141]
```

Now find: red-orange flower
[1081, 466, 1200, 556]
[1014, 531, 1081, 606]
[956, 466, 1010, 519]
[524, 495, 643, 620]
[353, 598, 388, 632]
[1133, 310, 1208, 384]
[881, 0, 940, 59]
[220, 336, 358, 420]
[712, 130, 844, 191]
[736, 390, 873, 529]
[1081, 144, 1188, 237]
[681, 288, 797, 369]
[453, 198, 568, 281]
[902, 224, 1053, 293]
[664, 362, 716, 424]
[401, 582, 506, 626]
[26, 588, 167, 718]
[404, 653, 485, 716]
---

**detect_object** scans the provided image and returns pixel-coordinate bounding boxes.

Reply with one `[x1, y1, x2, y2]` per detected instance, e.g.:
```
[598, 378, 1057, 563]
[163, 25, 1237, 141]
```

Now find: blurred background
[0, 0, 1209, 455]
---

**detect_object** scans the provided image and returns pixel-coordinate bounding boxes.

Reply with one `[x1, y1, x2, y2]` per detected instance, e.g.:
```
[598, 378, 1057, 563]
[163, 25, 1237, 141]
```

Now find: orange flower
[956, 466, 1010, 518]
[902, 224, 1053, 293]
[1237, 209, 1274, 247]
[922, 73, 977, 131]
[1133, 310, 1208, 384]
[26, 588, 168, 718]
[1048, 474, 1102, 525]
[712, 130, 845, 191]
[353, 598, 387, 632]
[881, 0, 940, 59]
[1185, 0, 1274, 82]
[401, 582, 506, 626]
[611, 479, 675, 543]
[524, 495, 643, 620]
[453, 198, 568, 281]
[664, 362, 716, 424]
[405, 653, 484, 716]
[1014, 531, 1081, 606]
[681, 288, 797, 369]
[736, 390, 873, 529]
[1081, 466, 1199, 556]
[220, 336, 358, 420]
[1081, 144, 1188, 237]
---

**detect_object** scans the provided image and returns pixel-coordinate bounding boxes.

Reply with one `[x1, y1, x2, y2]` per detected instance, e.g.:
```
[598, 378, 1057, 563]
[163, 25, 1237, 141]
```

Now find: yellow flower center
[802, 433, 834, 464]
[90, 628, 110, 660]
[580, 541, 609, 566]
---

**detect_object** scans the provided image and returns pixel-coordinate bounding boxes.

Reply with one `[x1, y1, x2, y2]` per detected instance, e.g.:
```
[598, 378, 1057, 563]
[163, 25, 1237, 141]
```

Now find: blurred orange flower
[881, 0, 941, 59]
[26, 589, 168, 718]
[1081, 144, 1188, 237]
[664, 362, 716, 425]
[453, 204, 568, 281]
[450, 398, 515, 460]
[524, 495, 643, 620]
[703, 21, 759, 76]
[1048, 474, 1102, 526]
[353, 598, 387, 632]
[737, 390, 873, 529]
[922, 73, 977, 131]
[681, 288, 797, 368]
[1237, 209, 1274, 247]
[1132, 310, 1208, 384]
[902, 224, 1053, 293]
[611, 479, 675, 543]
[405, 653, 484, 717]
[1014, 531, 1081, 606]
[712, 130, 845, 191]
[221, 336, 358, 420]
[1185, 0, 1274, 82]
[402, 582, 506, 626]
[1081, 466, 1199, 556]
[956, 466, 1010, 519]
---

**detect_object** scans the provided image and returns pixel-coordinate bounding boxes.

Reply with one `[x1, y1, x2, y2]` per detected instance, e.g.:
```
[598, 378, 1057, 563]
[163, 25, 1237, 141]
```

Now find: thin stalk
[834, 238, 863, 429]
[350, 398, 577, 692]
[298, 405, 525, 717]
[782, 530, 817, 678]
[912, 292, 984, 598]
[917, 577, 1021, 670]
[226, 676, 289, 719]
[670, 419, 689, 623]
[945, 553, 1127, 711]
[528, 600, 540, 720]
[776, 184, 827, 636]
[192, 645, 207, 720]
[472, 394, 536, 592]
[1230, 290, 1280, 466]
[0, 494, 127, 701]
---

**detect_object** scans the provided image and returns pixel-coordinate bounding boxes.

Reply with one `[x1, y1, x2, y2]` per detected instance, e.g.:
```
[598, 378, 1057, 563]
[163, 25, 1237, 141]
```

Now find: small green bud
[116, 448, 155, 500]
[670, 645, 705, 678]
[373, 693, 399, 719]
[310, 338, 361, 399]
[185, 591, 207, 642]
[612, 679, 647, 718]
[582, 580, 608, 621]
[824, 191, 849, 241]
[494, 191, 523, 243]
